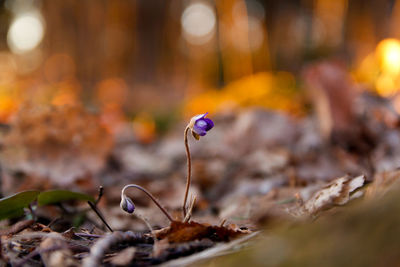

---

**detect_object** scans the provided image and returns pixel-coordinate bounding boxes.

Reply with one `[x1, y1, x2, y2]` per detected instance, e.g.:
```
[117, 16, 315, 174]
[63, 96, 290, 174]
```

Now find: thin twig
[183, 195, 197, 223]
[182, 126, 191, 218]
[95, 186, 104, 205]
[47, 217, 61, 228]
[75, 233, 103, 239]
[0, 220, 34, 236]
[219, 219, 227, 227]
[87, 201, 113, 232]
[121, 184, 174, 222]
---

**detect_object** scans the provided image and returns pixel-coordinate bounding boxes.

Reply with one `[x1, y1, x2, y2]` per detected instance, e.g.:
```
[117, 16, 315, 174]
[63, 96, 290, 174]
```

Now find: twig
[7, 232, 65, 243]
[182, 126, 191, 218]
[219, 219, 227, 227]
[47, 217, 62, 228]
[95, 186, 104, 205]
[75, 233, 103, 239]
[0, 220, 34, 236]
[87, 201, 113, 232]
[183, 195, 197, 223]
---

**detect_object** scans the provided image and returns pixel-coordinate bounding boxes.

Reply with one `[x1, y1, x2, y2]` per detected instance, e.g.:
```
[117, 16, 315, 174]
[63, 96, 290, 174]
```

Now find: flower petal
[203, 118, 214, 131]
[195, 119, 208, 130]
[193, 124, 207, 136]
[192, 112, 208, 121]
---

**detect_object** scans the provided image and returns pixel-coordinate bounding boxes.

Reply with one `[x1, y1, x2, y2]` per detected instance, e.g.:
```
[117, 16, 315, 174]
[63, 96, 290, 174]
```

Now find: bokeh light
[355, 38, 400, 98]
[7, 11, 45, 54]
[181, 2, 216, 45]
[185, 72, 303, 116]
[377, 38, 400, 76]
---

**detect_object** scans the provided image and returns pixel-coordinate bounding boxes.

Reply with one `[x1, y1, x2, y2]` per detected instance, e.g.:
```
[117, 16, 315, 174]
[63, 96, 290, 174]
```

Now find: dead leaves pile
[0, 217, 251, 266]
[1, 104, 113, 189]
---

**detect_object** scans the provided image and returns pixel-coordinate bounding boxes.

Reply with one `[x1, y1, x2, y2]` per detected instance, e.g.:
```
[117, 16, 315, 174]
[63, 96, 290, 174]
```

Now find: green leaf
[37, 190, 95, 206]
[0, 190, 40, 220]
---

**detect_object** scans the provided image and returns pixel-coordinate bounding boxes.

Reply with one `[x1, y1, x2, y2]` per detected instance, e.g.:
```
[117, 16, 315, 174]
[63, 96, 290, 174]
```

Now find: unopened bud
[120, 195, 135, 213]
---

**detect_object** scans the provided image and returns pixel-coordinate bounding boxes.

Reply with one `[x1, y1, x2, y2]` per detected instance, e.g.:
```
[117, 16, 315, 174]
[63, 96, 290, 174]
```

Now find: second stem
[182, 126, 191, 218]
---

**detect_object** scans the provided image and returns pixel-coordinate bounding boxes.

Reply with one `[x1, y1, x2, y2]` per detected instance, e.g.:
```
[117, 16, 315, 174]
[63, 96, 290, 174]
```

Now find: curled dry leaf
[299, 175, 366, 216]
[154, 221, 250, 243]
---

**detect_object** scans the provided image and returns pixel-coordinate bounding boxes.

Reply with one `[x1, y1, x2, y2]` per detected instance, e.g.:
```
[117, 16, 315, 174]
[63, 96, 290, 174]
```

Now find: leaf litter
[1, 63, 400, 265]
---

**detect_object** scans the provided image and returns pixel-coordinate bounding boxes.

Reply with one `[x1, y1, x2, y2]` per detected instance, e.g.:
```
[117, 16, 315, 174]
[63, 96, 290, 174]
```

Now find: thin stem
[183, 195, 196, 223]
[95, 186, 104, 205]
[182, 126, 191, 217]
[87, 201, 114, 232]
[121, 184, 174, 222]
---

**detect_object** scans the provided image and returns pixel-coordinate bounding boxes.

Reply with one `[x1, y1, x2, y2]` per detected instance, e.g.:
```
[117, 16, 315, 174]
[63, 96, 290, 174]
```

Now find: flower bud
[188, 112, 214, 139]
[120, 195, 135, 213]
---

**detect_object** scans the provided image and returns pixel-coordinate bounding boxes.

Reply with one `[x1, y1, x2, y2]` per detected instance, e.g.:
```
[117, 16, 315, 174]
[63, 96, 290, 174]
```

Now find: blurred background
[0, 0, 399, 140]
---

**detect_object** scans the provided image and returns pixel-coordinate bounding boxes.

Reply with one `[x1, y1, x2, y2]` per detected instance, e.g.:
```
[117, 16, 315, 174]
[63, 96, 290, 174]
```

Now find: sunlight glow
[377, 38, 400, 76]
[7, 11, 45, 54]
[181, 2, 216, 45]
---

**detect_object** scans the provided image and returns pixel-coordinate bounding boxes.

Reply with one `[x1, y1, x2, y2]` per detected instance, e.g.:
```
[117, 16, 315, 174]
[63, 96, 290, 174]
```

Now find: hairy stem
[182, 126, 191, 217]
[121, 184, 174, 222]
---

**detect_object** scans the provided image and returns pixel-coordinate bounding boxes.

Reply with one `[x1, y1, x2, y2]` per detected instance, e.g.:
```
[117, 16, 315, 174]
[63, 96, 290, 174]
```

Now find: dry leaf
[300, 175, 365, 215]
[154, 221, 250, 243]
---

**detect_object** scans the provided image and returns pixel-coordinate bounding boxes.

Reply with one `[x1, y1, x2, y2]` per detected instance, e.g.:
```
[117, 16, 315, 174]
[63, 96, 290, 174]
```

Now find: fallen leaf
[154, 221, 250, 243]
[299, 175, 365, 215]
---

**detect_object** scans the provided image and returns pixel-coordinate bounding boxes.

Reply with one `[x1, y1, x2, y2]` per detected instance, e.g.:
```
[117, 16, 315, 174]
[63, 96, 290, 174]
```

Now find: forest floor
[1, 70, 400, 266]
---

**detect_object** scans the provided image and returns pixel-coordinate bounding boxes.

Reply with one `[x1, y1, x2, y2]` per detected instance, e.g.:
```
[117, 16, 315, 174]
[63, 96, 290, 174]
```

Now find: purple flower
[120, 195, 135, 213]
[189, 113, 214, 139]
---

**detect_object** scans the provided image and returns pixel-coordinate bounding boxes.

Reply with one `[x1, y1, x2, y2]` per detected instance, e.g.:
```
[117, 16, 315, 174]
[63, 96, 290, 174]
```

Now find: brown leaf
[154, 221, 250, 243]
[299, 175, 365, 215]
